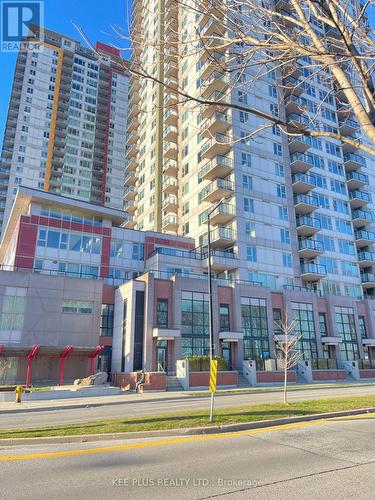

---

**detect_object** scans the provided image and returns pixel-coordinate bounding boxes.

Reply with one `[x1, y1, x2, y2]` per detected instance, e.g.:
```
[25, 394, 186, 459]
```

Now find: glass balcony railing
[301, 263, 327, 275]
[344, 153, 366, 167]
[298, 239, 324, 252]
[296, 216, 321, 230]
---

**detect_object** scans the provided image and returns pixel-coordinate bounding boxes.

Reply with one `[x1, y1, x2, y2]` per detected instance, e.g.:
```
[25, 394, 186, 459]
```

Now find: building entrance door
[221, 341, 232, 371]
[157, 340, 168, 373]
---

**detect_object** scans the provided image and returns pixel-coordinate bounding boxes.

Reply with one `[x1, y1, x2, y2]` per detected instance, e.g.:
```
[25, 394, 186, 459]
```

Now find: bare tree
[275, 314, 302, 404]
[0, 358, 11, 385]
[104, 0, 375, 156]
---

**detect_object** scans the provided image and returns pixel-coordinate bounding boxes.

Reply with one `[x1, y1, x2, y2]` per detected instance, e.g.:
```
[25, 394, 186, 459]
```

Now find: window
[241, 152, 251, 169]
[335, 306, 359, 361]
[319, 313, 327, 337]
[181, 292, 209, 357]
[282, 252, 292, 267]
[0, 288, 26, 332]
[280, 229, 290, 244]
[156, 299, 168, 328]
[291, 302, 317, 360]
[219, 304, 230, 331]
[277, 184, 286, 198]
[279, 206, 288, 221]
[273, 309, 282, 335]
[358, 316, 367, 339]
[100, 304, 114, 337]
[241, 297, 270, 369]
[247, 246, 257, 262]
[243, 175, 253, 190]
[62, 300, 93, 314]
[244, 197, 254, 213]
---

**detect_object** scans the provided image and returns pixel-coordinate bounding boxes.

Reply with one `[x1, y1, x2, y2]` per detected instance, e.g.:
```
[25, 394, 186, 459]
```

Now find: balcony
[125, 157, 138, 173]
[163, 125, 178, 142]
[129, 104, 141, 119]
[124, 186, 136, 200]
[346, 171, 368, 191]
[286, 113, 310, 130]
[202, 250, 238, 272]
[124, 200, 136, 215]
[203, 112, 231, 137]
[164, 90, 178, 107]
[202, 203, 236, 225]
[296, 216, 321, 236]
[283, 61, 303, 80]
[200, 17, 227, 37]
[129, 93, 140, 107]
[300, 262, 327, 281]
[352, 209, 374, 228]
[163, 177, 178, 195]
[290, 151, 315, 173]
[294, 194, 319, 214]
[162, 195, 178, 213]
[275, 0, 293, 12]
[355, 229, 375, 248]
[201, 72, 229, 99]
[344, 153, 366, 171]
[162, 214, 178, 232]
[198, 155, 233, 181]
[124, 172, 137, 186]
[342, 138, 361, 154]
[349, 190, 372, 209]
[283, 76, 303, 96]
[292, 173, 315, 193]
[339, 118, 358, 136]
[164, 108, 178, 126]
[164, 141, 178, 161]
[358, 251, 375, 268]
[298, 239, 324, 259]
[125, 144, 138, 159]
[201, 91, 230, 119]
[200, 179, 234, 204]
[163, 159, 178, 177]
[200, 53, 226, 80]
[127, 129, 139, 145]
[201, 133, 232, 159]
[165, 61, 178, 79]
[124, 218, 136, 229]
[210, 226, 237, 248]
[285, 95, 306, 114]
[361, 273, 375, 289]
[337, 103, 353, 117]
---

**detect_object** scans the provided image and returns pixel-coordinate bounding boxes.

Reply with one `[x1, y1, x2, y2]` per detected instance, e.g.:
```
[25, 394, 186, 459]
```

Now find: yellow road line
[1, 413, 374, 463]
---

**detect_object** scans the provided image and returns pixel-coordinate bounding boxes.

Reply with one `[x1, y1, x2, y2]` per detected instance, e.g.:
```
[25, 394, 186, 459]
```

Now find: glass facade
[219, 304, 230, 331]
[292, 302, 318, 360]
[156, 299, 168, 328]
[335, 306, 360, 360]
[241, 297, 270, 369]
[181, 291, 209, 357]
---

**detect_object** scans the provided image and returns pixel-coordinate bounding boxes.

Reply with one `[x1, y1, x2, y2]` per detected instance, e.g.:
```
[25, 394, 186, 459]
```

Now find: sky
[0, 0, 131, 140]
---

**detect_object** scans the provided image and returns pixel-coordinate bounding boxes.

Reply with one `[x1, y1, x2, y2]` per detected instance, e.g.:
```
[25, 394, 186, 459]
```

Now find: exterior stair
[166, 375, 183, 391]
[237, 373, 252, 388]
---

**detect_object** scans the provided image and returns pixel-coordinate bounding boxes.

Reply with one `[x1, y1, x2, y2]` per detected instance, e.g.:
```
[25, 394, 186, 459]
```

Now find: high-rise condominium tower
[0, 26, 129, 236]
[125, 0, 375, 300]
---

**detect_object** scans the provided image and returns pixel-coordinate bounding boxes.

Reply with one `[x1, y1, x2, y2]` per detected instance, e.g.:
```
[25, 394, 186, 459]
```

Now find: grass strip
[1, 395, 375, 439]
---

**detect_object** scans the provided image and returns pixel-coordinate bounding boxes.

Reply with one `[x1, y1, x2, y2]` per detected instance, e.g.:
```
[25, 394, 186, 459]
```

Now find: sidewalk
[1, 380, 375, 415]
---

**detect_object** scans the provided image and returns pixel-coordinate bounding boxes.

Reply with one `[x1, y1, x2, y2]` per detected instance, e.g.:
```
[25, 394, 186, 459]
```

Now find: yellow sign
[209, 360, 218, 393]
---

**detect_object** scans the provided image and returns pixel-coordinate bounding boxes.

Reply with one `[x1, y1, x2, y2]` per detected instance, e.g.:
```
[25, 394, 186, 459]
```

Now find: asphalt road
[1, 413, 375, 499]
[1, 383, 375, 429]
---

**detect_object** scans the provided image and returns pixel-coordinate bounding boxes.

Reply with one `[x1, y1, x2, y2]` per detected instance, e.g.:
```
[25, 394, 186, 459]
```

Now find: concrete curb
[1, 406, 374, 447]
[2, 382, 375, 415]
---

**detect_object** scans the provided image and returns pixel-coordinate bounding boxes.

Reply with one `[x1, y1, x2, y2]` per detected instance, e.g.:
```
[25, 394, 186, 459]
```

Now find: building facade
[0, 26, 130, 237]
[126, 0, 375, 302]
[1, 188, 375, 385]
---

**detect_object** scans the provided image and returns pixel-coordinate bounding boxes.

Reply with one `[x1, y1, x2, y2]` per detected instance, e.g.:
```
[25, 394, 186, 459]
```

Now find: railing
[198, 155, 233, 180]
[355, 229, 375, 242]
[361, 273, 375, 284]
[287, 113, 311, 126]
[347, 171, 369, 184]
[283, 284, 322, 296]
[300, 262, 326, 275]
[357, 251, 375, 262]
[298, 238, 324, 252]
[344, 153, 366, 167]
[296, 216, 321, 230]
[352, 209, 374, 223]
[294, 194, 319, 208]
[358, 359, 375, 370]
[350, 190, 372, 203]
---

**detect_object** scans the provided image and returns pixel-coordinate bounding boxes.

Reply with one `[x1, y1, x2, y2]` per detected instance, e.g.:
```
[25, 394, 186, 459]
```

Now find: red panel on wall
[16, 221, 37, 264]
[100, 236, 111, 278]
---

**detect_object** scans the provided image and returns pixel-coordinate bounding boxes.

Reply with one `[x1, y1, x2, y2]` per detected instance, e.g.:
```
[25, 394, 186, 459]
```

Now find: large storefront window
[335, 306, 359, 361]
[292, 302, 318, 360]
[181, 291, 209, 357]
[241, 297, 270, 369]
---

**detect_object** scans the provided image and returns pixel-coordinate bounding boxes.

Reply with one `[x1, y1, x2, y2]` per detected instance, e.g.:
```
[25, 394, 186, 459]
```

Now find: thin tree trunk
[284, 363, 288, 405]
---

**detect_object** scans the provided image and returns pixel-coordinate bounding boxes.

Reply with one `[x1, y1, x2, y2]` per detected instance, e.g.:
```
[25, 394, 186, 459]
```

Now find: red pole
[89, 346, 104, 375]
[25, 345, 39, 388]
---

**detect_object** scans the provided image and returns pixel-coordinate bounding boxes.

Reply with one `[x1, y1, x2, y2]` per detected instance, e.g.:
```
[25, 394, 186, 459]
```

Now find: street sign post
[209, 359, 218, 422]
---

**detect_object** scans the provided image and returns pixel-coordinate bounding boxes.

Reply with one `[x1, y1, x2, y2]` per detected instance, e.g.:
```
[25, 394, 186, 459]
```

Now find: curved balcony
[200, 52, 226, 80]
[201, 72, 229, 99]
[164, 108, 178, 126]
[201, 133, 232, 160]
[352, 209, 374, 228]
[282, 61, 303, 80]
[339, 118, 358, 136]
[292, 173, 315, 193]
[124, 171, 137, 186]
[198, 155, 233, 181]
[300, 262, 327, 281]
[164, 141, 178, 161]
[294, 194, 319, 214]
[124, 199, 136, 215]
[346, 171, 368, 191]
[358, 251, 375, 268]
[344, 153, 366, 171]
[285, 95, 306, 114]
[298, 239, 324, 259]
[286, 113, 310, 130]
[201, 203, 236, 225]
[283, 76, 303, 96]
[163, 125, 178, 142]
[288, 135, 312, 154]
[200, 179, 234, 204]
[355, 229, 375, 248]
[290, 151, 315, 173]
[163, 159, 178, 177]
[296, 216, 321, 236]
[349, 190, 372, 209]
[203, 112, 231, 137]
[124, 186, 136, 201]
